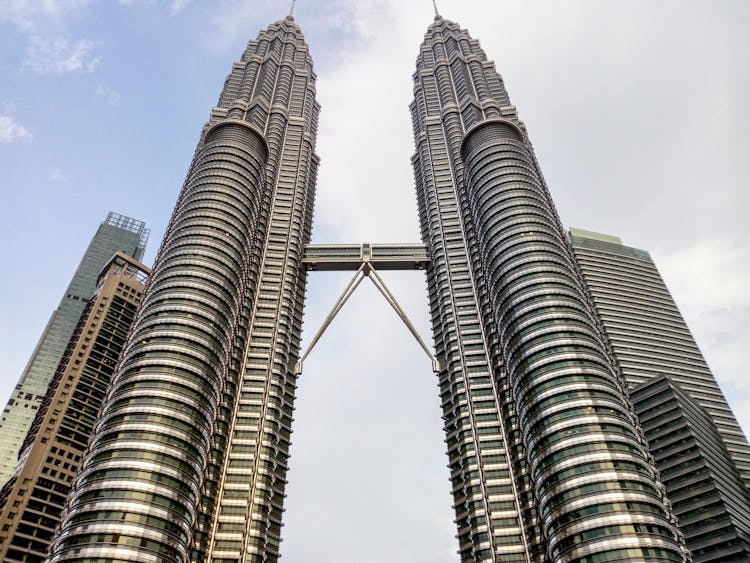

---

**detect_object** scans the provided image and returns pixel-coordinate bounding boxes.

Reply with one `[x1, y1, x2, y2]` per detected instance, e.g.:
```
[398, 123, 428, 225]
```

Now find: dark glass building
[631, 376, 750, 562]
[45, 11, 700, 563]
[0, 212, 148, 486]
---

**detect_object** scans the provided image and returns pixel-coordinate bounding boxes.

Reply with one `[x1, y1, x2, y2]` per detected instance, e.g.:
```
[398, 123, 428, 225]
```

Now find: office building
[569, 228, 750, 488]
[0, 253, 150, 562]
[569, 229, 750, 562]
[631, 376, 750, 562]
[49, 11, 689, 563]
[0, 212, 149, 485]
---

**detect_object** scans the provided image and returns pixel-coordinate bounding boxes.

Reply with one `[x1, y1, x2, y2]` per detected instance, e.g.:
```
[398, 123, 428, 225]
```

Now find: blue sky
[1, 1, 749, 561]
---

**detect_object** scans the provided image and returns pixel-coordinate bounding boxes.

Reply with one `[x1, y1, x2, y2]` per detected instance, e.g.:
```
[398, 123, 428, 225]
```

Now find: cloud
[0, 114, 33, 144]
[24, 36, 101, 74]
[116, 0, 191, 16]
[95, 84, 122, 107]
[656, 238, 750, 432]
[168, 0, 189, 15]
[205, 1, 278, 54]
[0, 0, 93, 31]
[49, 168, 68, 182]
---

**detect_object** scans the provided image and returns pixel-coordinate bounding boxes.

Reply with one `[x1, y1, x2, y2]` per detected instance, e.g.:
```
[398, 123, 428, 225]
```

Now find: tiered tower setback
[410, 16, 685, 562]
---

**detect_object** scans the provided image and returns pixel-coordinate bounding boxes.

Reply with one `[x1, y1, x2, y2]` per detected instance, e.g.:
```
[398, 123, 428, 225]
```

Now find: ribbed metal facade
[41, 11, 707, 563]
[48, 15, 318, 563]
[0, 213, 148, 486]
[411, 16, 686, 562]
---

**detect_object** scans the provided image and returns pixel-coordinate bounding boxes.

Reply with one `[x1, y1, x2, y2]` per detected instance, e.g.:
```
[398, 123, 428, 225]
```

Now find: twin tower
[48, 13, 690, 563]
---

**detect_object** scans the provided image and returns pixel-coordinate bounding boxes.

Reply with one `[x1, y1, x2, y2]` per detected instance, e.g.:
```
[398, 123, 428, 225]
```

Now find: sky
[0, 0, 749, 561]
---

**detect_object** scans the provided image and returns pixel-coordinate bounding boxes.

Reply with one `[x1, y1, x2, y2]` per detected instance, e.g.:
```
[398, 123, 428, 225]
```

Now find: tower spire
[289, 0, 295, 19]
[432, 0, 440, 17]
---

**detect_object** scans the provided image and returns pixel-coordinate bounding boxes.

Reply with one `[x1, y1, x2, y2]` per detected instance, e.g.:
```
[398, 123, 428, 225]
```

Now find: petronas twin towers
[47, 11, 691, 563]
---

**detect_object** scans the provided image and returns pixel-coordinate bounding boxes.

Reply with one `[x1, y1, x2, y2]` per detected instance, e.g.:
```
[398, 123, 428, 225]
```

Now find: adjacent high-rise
[46, 11, 704, 563]
[569, 228, 750, 487]
[0, 212, 148, 486]
[569, 228, 750, 562]
[0, 253, 150, 563]
[631, 376, 750, 562]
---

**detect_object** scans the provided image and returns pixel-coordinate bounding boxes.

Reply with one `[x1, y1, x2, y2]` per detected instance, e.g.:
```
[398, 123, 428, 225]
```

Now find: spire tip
[288, 0, 295, 19]
[432, 0, 440, 17]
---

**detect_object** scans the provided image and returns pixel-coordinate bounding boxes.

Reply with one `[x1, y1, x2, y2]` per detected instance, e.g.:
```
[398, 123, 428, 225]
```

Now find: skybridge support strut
[295, 245, 439, 374]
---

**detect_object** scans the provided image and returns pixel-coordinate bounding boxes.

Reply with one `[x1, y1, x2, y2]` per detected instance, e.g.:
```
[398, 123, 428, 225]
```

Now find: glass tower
[0, 212, 148, 485]
[569, 228, 750, 487]
[48, 12, 695, 563]
[631, 376, 750, 562]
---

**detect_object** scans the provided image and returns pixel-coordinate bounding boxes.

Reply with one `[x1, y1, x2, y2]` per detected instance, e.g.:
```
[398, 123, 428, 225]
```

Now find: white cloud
[0, 114, 33, 144]
[205, 1, 278, 54]
[168, 0, 189, 15]
[657, 239, 750, 312]
[0, 0, 93, 30]
[656, 238, 750, 432]
[116, 0, 191, 16]
[24, 36, 101, 74]
[49, 168, 68, 182]
[95, 83, 122, 106]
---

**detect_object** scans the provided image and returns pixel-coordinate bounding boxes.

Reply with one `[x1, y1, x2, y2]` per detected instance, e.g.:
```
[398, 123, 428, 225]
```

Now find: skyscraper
[569, 228, 750, 561]
[0, 253, 150, 563]
[569, 228, 750, 488]
[0, 212, 149, 486]
[409, 15, 684, 562]
[48, 11, 690, 563]
[50, 13, 319, 563]
[631, 376, 750, 562]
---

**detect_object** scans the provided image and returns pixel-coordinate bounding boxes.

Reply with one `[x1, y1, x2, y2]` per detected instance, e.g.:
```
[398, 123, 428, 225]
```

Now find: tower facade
[46, 12, 697, 563]
[410, 16, 685, 562]
[0, 212, 148, 485]
[0, 253, 149, 562]
[49, 14, 319, 563]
